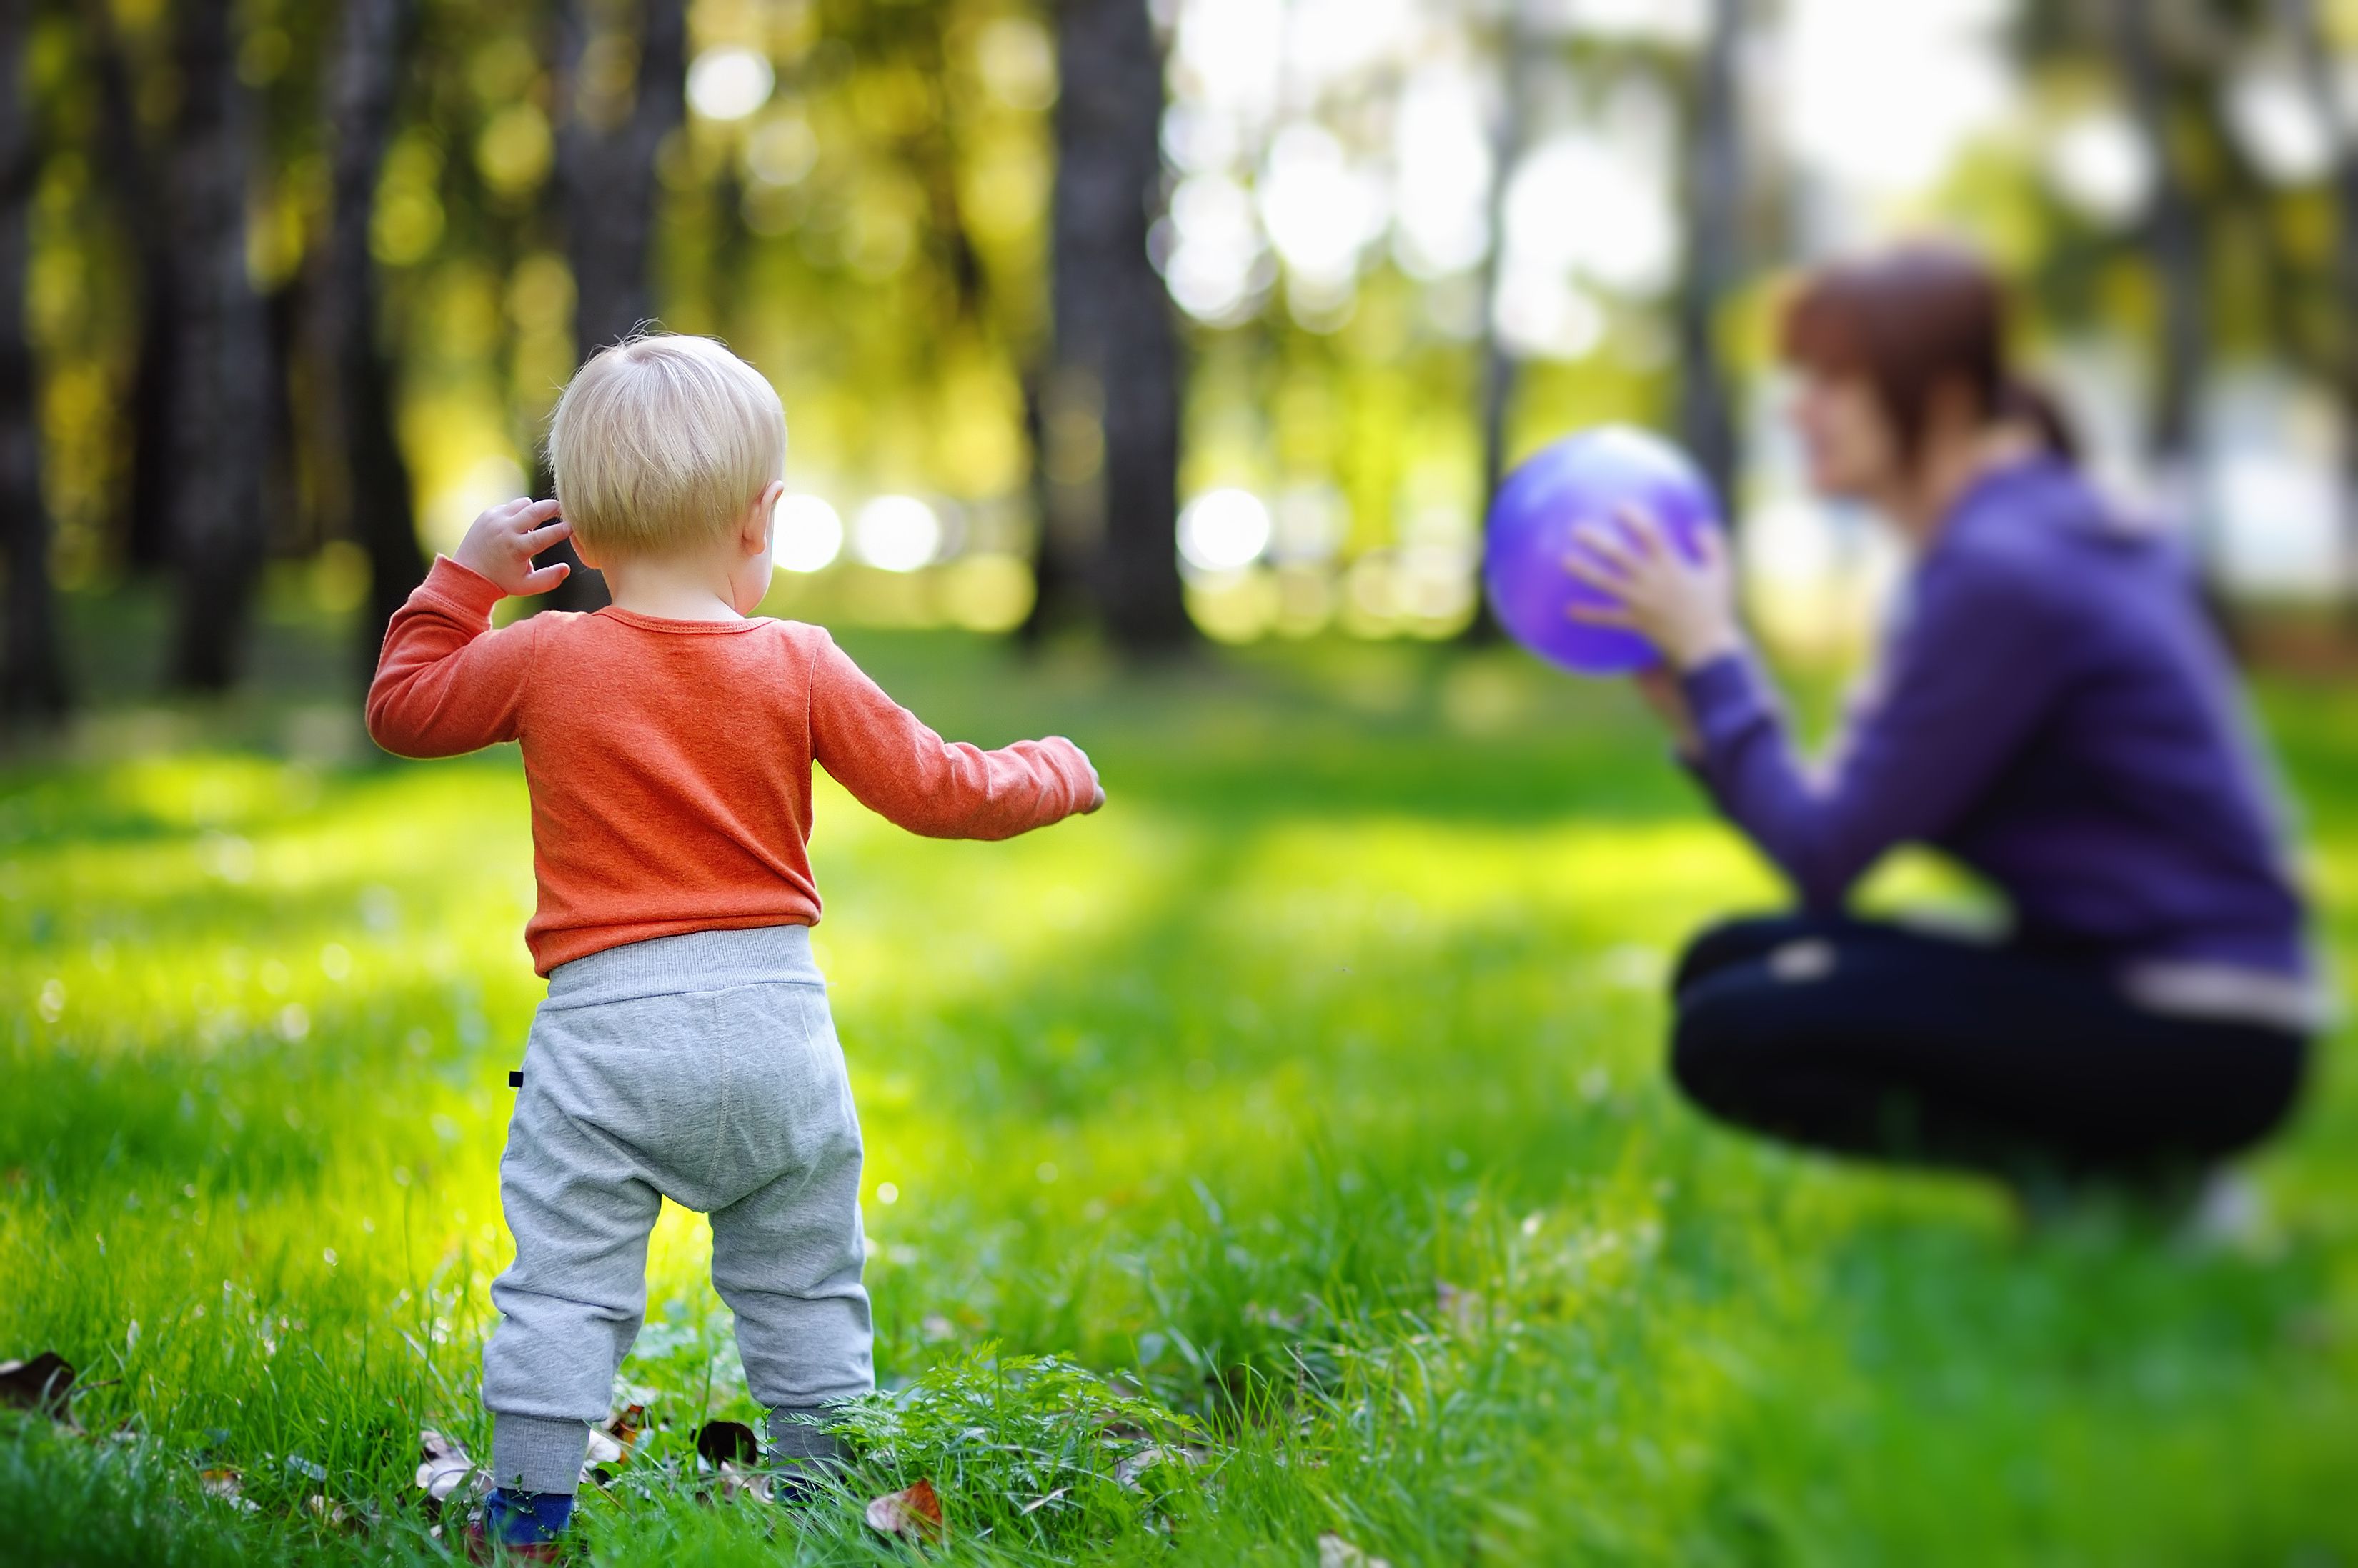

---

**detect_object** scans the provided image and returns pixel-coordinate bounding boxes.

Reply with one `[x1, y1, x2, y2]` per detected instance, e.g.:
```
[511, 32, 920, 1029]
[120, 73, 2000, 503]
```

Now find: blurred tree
[0, 0, 63, 721]
[1043, 0, 1187, 651]
[314, 0, 425, 676]
[1466, 1, 1537, 646]
[79, 0, 174, 574]
[2113, 0, 2209, 489]
[164, 0, 272, 689]
[1677, 0, 1743, 520]
[535, 0, 687, 611]
[2279, 0, 2358, 619]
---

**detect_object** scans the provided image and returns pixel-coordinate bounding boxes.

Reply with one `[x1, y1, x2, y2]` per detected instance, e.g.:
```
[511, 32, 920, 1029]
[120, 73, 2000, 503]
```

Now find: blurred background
[9, 9, 2358, 1554]
[6, 0, 2358, 719]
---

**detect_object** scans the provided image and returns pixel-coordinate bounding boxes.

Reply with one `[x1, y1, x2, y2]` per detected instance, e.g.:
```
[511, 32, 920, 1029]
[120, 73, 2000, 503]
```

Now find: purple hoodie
[1680, 457, 2309, 980]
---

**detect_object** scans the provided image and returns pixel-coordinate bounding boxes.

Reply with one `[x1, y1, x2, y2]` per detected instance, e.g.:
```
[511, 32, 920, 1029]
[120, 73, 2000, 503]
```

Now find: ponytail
[1783, 245, 2082, 471]
[1998, 377, 2080, 466]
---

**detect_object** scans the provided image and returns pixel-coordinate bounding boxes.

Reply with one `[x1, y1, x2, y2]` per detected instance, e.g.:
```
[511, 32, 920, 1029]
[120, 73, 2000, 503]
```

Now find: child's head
[547, 333, 785, 571]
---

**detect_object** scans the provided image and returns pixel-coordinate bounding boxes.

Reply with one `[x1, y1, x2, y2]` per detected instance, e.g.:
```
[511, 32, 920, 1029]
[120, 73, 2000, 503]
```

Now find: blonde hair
[547, 332, 786, 559]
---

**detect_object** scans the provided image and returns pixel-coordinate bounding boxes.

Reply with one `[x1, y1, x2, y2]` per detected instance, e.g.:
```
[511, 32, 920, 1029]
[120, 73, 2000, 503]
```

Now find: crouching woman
[1578, 244, 2321, 1200]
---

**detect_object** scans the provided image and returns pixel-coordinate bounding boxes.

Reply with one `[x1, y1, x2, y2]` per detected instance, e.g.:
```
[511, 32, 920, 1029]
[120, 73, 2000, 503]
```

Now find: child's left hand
[455, 498, 574, 598]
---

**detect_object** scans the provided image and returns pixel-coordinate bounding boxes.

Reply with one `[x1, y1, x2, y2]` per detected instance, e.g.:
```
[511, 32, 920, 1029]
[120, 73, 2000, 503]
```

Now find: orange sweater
[367, 556, 1098, 975]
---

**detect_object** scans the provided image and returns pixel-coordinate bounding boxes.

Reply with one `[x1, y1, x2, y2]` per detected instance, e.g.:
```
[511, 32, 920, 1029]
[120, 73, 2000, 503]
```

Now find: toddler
[366, 334, 1102, 1557]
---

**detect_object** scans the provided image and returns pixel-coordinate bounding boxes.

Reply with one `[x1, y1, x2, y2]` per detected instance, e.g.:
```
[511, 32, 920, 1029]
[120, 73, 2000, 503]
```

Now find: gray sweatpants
[482, 925, 870, 1494]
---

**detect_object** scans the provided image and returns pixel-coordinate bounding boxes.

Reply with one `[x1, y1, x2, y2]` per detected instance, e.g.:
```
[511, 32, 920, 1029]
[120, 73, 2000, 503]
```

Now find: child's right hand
[1064, 742, 1105, 813]
[454, 498, 574, 598]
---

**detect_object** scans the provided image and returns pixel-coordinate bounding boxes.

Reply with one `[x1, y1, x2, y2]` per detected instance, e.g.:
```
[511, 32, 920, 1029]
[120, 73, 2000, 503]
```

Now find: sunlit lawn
[4, 619, 2357, 1566]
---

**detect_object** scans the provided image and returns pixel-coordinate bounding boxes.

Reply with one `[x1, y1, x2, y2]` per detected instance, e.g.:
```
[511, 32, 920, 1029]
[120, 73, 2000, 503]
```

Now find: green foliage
[825, 1347, 1210, 1547]
[1, 636, 2356, 1565]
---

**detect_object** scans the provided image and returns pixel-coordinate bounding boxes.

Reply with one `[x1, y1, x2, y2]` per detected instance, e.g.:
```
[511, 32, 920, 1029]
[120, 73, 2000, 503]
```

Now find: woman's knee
[1672, 912, 1825, 997]
[1666, 990, 1762, 1119]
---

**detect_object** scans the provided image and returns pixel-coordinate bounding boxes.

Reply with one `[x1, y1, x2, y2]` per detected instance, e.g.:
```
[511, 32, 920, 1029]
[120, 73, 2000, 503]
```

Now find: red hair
[1781, 243, 2076, 465]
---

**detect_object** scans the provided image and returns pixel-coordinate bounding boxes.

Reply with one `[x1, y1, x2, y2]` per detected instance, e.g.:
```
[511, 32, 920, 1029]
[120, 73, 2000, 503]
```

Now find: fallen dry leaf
[693, 1419, 760, 1469]
[414, 1429, 481, 1504]
[865, 1477, 945, 1542]
[0, 1352, 74, 1417]
[1318, 1533, 1391, 1568]
[200, 1466, 259, 1512]
[579, 1402, 645, 1484]
[1115, 1443, 1205, 1489]
[717, 1459, 773, 1504]
[602, 1403, 645, 1452]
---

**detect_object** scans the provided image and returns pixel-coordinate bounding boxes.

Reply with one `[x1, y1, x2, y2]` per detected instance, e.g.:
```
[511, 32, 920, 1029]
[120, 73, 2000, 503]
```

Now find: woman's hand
[454, 498, 573, 598]
[1564, 507, 1742, 672]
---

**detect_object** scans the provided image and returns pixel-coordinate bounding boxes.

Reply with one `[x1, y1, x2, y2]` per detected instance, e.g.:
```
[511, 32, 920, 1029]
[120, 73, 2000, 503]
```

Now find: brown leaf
[693, 1419, 760, 1469]
[0, 1352, 74, 1417]
[602, 1403, 646, 1452]
[865, 1477, 945, 1542]
[579, 1402, 644, 1481]
[200, 1467, 259, 1512]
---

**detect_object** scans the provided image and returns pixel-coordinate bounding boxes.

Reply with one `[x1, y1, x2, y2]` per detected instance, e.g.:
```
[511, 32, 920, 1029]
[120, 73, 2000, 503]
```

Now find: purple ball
[1483, 426, 1726, 677]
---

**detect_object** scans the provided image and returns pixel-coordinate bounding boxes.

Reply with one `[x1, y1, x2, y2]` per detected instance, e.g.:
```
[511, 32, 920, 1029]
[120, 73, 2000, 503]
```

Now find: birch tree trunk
[1045, 0, 1188, 652]
[0, 0, 64, 722]
[314, 0, 424, 679]
[165, 0, 271, 691]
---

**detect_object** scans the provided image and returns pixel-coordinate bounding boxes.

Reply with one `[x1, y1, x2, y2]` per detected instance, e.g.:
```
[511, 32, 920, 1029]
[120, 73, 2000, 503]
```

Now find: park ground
[4, 590, 2357, 1566]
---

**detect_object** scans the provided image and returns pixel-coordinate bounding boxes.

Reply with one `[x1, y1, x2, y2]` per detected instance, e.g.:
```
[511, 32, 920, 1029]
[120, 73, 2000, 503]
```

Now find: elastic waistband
[542, 924, 822, 1009]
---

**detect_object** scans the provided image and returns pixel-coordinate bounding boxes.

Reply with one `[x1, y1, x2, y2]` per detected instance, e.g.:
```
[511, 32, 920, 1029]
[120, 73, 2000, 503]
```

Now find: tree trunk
[539, 0, 688, 611]
[2280, 0, 2358, 626]
[1465, 1, 1535, 645]
[1046, 0, 1188, 653]
[315, 0, 424, 680]
[165, 0, 271, 691]
[2113, 1, 2206, 486]
[1677, 0, 1743, 519]
[0, 0, 64, 723]
[79, 0, 174, 573]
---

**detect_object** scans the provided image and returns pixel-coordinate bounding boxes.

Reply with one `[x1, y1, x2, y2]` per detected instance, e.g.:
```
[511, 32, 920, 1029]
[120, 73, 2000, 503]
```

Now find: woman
[1574, 244, 2319, 1194]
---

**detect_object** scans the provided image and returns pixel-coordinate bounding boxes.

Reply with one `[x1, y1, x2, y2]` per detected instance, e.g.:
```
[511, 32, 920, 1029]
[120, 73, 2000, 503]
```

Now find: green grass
[3, 626, 2355, 1566]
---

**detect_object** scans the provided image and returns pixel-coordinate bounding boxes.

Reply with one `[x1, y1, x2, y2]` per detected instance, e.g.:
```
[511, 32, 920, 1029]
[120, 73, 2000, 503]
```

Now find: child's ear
[745, 480, 786, 555]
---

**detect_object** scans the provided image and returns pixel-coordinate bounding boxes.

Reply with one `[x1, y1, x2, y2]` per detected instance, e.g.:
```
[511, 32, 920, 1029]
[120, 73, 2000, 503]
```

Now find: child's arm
[807, 631, 1103, 839]
[364, 499, 573, 758]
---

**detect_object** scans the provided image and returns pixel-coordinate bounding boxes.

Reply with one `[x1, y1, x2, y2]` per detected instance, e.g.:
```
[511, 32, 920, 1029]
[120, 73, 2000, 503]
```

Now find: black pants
[1668, 914, 2309, 1183]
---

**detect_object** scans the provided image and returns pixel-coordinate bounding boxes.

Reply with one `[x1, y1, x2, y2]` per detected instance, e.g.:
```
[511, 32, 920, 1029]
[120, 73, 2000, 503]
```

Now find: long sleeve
[1679, 548, 2066, 909]
[806, 630, 1096, 839]
[365, 556, 540, 758]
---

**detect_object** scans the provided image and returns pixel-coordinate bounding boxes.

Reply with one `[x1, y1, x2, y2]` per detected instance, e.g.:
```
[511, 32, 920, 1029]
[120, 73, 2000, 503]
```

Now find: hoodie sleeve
[1678, 548, 2066, 909]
